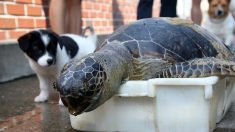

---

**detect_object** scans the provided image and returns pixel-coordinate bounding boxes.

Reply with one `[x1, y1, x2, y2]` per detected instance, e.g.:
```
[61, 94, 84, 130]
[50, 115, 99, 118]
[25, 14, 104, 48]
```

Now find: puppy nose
[47, 59, 53, 65]
[217, 10, 223, 16]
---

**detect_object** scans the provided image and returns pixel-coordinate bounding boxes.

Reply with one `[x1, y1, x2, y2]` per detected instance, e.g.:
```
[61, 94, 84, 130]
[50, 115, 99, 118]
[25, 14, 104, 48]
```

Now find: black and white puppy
[18, 28, 97, 104]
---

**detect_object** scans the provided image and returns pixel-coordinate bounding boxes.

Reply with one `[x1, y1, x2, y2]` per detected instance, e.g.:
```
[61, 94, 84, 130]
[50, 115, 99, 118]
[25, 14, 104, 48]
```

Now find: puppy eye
[212, 4, 217, 7]
[32, 46, 43, 54]
[32, 46, 39, 51]
[221, 4, 226, 7]
[37, 50, 43, 54]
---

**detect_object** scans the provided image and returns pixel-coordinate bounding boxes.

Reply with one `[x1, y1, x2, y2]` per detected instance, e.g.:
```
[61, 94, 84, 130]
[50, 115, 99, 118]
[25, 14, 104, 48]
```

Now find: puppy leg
[225, 34, 234, 47]
[34, 74, 50, 102]
[58, 98, 64, 105]
[58, 93, 64, 105]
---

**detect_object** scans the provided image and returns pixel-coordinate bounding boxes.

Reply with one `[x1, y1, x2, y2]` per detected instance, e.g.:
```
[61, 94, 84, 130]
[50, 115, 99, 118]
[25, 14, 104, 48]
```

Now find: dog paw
[34, 94, 48, 102]
[58, 98, 64, 106]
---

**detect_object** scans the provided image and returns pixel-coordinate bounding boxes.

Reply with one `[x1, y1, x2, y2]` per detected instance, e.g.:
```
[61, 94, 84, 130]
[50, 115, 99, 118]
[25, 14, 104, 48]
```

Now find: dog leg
[225, 34, 234, 46]
[58, 98, 64, 105]
[34, 74, 50, 102]
[58, 93, 64, 105]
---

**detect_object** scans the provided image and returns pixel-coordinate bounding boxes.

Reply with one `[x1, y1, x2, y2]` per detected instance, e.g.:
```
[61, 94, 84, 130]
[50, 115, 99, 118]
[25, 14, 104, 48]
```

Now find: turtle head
[54, 57, 106, 116]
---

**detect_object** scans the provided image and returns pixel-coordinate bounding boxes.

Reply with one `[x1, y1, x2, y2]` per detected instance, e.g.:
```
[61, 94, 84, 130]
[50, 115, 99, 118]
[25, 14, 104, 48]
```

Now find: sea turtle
[54, 17, 235, 116]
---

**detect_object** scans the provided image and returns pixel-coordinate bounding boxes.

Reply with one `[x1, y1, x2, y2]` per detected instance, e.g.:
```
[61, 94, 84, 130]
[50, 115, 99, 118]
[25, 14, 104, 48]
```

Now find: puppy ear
[17, 33, 31, 52]
[227, 0, 231, 4]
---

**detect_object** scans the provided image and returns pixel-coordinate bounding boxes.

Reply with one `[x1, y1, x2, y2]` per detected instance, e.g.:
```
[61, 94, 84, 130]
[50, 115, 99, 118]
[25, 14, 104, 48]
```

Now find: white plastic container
[70, 76, 235, 132]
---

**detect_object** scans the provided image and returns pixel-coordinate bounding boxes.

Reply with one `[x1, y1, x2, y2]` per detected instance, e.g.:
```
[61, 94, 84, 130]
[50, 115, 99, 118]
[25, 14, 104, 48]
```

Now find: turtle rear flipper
[157, 57, 235, 78]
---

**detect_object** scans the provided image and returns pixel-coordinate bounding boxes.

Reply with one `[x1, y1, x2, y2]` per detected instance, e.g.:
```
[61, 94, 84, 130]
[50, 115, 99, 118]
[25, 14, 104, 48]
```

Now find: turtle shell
[101, 18, 232, 63]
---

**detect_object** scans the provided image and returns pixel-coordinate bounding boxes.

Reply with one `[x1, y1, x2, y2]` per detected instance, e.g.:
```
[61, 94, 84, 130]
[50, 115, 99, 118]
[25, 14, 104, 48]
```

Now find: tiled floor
[1, 75, 235, 132]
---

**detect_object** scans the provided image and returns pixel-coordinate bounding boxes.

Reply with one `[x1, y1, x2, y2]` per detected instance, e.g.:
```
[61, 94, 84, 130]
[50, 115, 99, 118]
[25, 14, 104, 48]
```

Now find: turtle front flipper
[129, 57, 171, 80]
[156, 57, 235, 78]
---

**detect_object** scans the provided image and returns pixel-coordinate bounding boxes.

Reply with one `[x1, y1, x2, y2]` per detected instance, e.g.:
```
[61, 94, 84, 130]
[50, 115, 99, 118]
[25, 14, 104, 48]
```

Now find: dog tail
[82, 26, 95, 35]
[82, 24, 97, 45]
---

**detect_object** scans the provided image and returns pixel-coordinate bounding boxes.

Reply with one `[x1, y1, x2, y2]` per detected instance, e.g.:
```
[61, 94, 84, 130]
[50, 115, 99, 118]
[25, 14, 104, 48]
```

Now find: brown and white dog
[202, 0, 235, 46]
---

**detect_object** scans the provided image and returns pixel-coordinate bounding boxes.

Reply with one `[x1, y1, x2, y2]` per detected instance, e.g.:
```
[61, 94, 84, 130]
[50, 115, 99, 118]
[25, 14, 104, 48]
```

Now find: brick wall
[0, 0, 160, 43]
[0, 0, 49, 43]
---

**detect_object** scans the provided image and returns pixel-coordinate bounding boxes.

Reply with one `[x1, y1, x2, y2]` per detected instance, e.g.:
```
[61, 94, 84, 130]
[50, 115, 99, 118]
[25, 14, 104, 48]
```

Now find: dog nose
[47, 59, 53, 65]
[217, 10, 223, 16]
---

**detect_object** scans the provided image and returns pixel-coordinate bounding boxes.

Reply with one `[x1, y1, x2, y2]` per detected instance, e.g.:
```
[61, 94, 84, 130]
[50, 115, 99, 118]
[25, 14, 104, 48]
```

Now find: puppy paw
[58, 98, 64, 106]
[34, 94, 48, 102]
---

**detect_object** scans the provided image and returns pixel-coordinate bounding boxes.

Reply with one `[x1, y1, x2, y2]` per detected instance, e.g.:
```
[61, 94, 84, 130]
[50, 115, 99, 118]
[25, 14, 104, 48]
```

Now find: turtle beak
[61, 96, 91, 116]
[53, 80, 90, 115]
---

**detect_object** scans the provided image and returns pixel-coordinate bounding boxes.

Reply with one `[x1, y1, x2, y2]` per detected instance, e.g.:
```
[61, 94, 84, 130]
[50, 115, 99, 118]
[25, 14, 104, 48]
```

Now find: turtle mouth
[53, 76, 103, 116]
[61, 96, 92, 116]
[53, 81, 91, 116]
[60, 88, 103, 116]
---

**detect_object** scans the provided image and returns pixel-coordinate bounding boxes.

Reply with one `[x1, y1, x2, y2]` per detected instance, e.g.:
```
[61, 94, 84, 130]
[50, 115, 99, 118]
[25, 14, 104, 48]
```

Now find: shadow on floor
[0, 75, 77, 131]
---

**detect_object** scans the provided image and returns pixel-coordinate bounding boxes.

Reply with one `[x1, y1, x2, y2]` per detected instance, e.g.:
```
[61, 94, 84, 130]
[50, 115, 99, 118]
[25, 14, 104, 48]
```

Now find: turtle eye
[53, 81, 57, 90]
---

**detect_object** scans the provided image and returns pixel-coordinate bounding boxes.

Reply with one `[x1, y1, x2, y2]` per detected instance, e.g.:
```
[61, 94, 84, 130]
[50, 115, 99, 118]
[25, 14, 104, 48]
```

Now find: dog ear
[227, 0, 231, 4]
[208, 0, 212, 3]
[17, 33, 31, 52]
